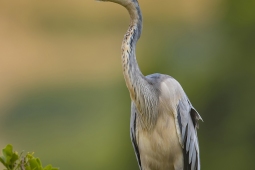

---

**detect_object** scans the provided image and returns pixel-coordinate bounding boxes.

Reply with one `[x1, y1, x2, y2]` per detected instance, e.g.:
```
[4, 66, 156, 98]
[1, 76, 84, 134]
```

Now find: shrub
[0, 144, 59, 170]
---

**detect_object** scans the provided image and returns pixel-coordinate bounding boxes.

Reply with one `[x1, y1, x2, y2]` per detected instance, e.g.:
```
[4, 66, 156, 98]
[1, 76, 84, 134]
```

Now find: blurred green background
[0, 0, 255, 169]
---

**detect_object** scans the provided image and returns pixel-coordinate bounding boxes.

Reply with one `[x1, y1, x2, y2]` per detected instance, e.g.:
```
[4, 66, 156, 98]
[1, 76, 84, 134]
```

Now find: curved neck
[121, 1, 144, 100]
[125, 1, 142, 40]
[121, 1, 158, 130]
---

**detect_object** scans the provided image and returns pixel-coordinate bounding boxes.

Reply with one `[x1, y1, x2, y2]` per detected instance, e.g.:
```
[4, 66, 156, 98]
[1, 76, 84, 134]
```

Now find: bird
[97, 0, 203, 170]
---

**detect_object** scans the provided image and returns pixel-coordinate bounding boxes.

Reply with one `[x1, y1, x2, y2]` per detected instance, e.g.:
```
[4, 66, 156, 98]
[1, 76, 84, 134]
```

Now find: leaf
[36, 158, 43, 169]
[25, 166, 32, 170]
[0, 156, 7, 168]
[28, 157, 46, 170]
[43, 164, 52, 170]
[2, 144, 13, 166]
[10, 151, 19, 165]
[26, 152, 34, 159]
[44, 164, 59, 170]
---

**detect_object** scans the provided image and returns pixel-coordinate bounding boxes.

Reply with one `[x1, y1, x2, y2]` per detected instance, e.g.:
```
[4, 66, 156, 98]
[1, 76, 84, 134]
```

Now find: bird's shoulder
[145, 73, 170, 83]
[146, 73, 184, 99]
[146, 73, 180, 84]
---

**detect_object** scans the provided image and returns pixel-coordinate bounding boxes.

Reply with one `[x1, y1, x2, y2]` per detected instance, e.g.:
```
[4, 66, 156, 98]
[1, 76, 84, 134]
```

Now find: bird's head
[96, 0, 137, 7]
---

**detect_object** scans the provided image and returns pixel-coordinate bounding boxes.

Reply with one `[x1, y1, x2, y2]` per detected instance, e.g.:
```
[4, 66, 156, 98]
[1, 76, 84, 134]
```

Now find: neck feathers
[121, 1, 143, 101]
[121, 1, 158, 130]
[125, 1, 142, 39]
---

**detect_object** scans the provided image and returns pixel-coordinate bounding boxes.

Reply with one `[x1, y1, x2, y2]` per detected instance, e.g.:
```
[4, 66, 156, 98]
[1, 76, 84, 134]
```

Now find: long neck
[121, 1, 158, 129]
[121, 1, 143, 99]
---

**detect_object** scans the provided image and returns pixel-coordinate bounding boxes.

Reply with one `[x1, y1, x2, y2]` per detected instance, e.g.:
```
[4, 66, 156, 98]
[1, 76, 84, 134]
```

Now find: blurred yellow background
[1, 0, 255, 169]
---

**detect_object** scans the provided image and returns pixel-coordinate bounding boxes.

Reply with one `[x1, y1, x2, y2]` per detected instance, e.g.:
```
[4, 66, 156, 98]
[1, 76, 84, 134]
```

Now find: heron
[97, 0, 203, 169]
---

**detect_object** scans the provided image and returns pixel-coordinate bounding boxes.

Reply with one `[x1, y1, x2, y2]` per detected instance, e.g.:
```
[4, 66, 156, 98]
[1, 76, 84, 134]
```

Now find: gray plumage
[98, 0, 203, 170]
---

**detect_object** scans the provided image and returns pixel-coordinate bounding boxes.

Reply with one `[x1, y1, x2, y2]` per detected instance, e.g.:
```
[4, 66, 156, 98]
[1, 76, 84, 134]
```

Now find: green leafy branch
[0, 144, 59, 170]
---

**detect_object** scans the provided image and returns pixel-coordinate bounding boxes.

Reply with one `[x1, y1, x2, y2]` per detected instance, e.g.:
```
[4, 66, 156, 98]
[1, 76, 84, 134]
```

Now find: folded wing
[161, 77, 202, 170]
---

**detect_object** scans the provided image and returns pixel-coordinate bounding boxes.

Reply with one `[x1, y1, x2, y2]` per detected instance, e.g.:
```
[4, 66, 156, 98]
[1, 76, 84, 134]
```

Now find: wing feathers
[189, 135, 195, 163]
[161, 77, 202, 170]
[186, 126, 191, 152]
[177, 96, 202, 170]
[191, 148, 196, 170]
[130, 102, 142, 170]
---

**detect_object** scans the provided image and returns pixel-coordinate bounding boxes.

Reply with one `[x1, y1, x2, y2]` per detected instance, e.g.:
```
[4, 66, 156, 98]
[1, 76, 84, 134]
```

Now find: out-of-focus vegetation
[0, 144, 58, 170]
[0, 0, 254, 170]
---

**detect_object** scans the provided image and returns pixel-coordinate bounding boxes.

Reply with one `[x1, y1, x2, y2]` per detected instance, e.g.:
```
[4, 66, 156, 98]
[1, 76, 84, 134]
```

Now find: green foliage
[0, 144, 59, 170]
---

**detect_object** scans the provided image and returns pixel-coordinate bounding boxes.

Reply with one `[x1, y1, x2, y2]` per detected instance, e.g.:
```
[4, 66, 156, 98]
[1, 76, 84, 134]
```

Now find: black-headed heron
[97, 0, 203, 169]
